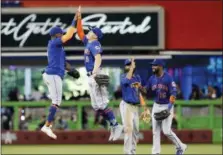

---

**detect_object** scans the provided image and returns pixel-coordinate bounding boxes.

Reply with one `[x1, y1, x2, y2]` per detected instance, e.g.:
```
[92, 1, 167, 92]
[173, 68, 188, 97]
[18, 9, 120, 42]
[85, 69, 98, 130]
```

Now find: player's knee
[162, 129, 171, 136]
[152, 130, 160, 135]
[52, 100, 61, 106]
[124, 126, 133, 135]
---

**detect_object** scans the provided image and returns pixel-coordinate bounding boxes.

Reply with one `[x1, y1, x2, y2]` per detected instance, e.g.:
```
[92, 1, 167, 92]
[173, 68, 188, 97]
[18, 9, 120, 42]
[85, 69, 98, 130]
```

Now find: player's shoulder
[121, 73, 126, 78]
[91, 40, 101, 46]
[149, 75, 155, 80]
[135, 74, 141, 79]
[49, 38, 62, 46]
[164, 72, 172, 79]
[89, 40, 102, 49]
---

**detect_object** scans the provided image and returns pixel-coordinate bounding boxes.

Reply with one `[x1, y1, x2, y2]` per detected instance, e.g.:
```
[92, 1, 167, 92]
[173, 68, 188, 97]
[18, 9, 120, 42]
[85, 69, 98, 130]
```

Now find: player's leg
[131, 106, 139, 155]
[152, 103, 162, 154]
[88, 76, 123, 141]
[161, 106, 187, 154]
[41, 73, 62, 139]
[120, 101, 134, 154]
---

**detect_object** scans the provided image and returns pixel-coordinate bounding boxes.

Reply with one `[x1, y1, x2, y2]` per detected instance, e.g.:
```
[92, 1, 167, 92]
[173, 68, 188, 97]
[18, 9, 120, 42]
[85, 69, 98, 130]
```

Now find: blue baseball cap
[49, 26, 63, 36]
[150, 59, 165, 67]
[89, 26, 103, 39]
[124, 59, 132, 66]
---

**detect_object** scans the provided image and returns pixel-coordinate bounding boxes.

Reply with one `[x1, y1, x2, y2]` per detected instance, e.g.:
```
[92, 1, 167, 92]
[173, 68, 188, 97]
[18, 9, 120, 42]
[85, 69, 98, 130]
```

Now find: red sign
[22, 1, 223, 49]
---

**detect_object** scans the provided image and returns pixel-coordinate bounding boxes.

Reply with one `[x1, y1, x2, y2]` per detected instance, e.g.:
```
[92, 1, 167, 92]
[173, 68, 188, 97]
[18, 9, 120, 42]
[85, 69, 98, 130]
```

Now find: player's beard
[152, 68, 159, 75]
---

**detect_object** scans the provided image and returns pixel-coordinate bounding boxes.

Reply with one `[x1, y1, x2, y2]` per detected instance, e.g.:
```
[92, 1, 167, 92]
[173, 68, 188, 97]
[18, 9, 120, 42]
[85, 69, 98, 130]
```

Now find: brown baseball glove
[140, 108, 151, 124]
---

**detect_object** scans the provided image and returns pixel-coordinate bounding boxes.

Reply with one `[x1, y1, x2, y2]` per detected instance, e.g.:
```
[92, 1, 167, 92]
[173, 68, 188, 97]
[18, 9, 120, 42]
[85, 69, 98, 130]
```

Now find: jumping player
[141, 59, 187, 155]
[76, 7, 123, 141]
[120, 58, 149, 154]
[41, 12, 77, 139]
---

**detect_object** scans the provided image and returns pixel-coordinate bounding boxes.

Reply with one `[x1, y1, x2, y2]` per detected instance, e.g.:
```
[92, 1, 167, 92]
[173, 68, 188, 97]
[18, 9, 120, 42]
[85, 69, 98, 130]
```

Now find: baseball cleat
[41, 125, 57, 139]
[112, 124, 124, 141]
[108, 127, 114, 141]
[176, 144, 187, 155]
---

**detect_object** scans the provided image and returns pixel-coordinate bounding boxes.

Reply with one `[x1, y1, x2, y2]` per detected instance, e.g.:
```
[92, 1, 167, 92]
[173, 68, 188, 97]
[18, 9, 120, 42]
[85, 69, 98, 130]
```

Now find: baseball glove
[67, 68, 80, 79]
[94, 74, 110, 87]
[154, 109, 170, 121]
[140, 108, 151, 124]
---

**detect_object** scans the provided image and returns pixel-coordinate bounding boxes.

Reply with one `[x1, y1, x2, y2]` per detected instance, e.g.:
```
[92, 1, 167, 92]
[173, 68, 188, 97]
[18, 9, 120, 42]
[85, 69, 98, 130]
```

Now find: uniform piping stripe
[53, 76, 59, 104]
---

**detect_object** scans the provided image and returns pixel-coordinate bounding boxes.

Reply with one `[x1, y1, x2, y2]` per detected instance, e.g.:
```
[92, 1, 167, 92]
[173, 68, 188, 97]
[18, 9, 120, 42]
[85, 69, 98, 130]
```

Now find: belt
[125, 101, 139, 105]
[156, 102, 169, 105]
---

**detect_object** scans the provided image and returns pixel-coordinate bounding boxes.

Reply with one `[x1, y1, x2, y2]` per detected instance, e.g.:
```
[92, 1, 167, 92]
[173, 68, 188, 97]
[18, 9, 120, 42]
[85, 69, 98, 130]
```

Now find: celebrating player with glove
[41, 10, 78, 139]
[141, 59, 187, 155]
[119, 58, 151, 154]
[75, 6, 123, 141]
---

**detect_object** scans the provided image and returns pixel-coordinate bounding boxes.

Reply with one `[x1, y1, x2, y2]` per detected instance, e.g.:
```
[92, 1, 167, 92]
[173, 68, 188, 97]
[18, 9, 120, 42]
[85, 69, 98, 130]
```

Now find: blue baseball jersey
[45, 38, 66, 78]
[146, 72, 177, 104]
[121, 73, 141, 105]
[82, 36, 102, 72]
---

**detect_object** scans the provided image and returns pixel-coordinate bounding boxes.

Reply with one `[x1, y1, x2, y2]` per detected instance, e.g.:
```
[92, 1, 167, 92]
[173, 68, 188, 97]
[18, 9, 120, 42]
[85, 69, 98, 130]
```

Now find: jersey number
[159, 92, 166, 99]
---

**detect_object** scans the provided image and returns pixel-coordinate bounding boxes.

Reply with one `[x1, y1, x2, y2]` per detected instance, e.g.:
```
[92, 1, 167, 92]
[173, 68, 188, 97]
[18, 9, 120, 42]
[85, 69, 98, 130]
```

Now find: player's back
[45, 38, 65, 78]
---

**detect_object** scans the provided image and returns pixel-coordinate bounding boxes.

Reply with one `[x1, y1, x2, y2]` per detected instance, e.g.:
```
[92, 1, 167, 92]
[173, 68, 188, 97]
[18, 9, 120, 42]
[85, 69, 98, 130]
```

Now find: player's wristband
[168, 103, 173, 110]
[71, 19, 76, 27]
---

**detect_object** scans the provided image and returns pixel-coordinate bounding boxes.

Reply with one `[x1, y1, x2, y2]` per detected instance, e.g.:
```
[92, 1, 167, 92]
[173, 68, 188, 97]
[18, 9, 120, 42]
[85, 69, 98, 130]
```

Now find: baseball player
[76, 7, 123, 141]
[120, 58, 150, 154]
[140, 59, 187, 155]
[41, 11, 78, 139]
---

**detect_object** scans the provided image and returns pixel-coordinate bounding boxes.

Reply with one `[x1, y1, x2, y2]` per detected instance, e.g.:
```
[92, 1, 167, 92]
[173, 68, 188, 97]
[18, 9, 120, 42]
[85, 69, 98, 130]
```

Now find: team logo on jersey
[84, 49, 90, 55]
[172, 82, 176, 87]
[152, 84, 168, 91]
[95, 46, 101, 50]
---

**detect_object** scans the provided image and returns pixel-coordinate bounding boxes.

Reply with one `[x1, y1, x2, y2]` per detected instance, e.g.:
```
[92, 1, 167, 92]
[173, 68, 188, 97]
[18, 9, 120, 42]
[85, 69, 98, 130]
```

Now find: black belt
[125, 101, 139, 105]
[156, 102, 169, 105]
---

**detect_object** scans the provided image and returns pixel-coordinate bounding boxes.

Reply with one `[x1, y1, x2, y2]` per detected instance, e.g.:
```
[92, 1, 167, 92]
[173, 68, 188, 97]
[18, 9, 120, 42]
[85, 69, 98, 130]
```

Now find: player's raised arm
[76, 7, 87, 43]
[61, 13, 77, 43]
[126, 58, 135, 79]
[120, 59, 135, 85]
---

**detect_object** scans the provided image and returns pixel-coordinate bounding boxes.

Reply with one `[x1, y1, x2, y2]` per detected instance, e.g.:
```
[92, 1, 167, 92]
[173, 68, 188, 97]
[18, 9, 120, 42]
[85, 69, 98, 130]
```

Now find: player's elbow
[95, 54, 102, 62]
[77, 32, 84, 40]
[62, 27, 75, 43]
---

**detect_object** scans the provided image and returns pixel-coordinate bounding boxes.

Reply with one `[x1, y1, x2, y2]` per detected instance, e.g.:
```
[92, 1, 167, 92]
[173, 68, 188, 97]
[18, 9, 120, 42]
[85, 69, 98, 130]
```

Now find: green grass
[1, 144, 222, 154]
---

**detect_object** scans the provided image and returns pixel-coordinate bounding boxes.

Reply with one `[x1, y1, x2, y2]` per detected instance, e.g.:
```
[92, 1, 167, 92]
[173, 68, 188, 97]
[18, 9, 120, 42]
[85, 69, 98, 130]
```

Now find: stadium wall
[1, 130, 213, 144]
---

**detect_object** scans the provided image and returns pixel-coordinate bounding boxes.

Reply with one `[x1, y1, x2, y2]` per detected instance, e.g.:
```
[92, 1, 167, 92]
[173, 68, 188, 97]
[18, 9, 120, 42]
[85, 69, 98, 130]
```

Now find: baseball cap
[124, 59, 132, 66]
[88, 26, 103, 39]
[150, 59, 165, 67]
[49, 26, 63, 36]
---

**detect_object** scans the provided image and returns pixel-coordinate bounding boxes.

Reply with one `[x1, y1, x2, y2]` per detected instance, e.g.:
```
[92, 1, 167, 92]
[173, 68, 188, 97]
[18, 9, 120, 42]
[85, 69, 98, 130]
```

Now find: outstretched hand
[77, 6, 82, 19]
